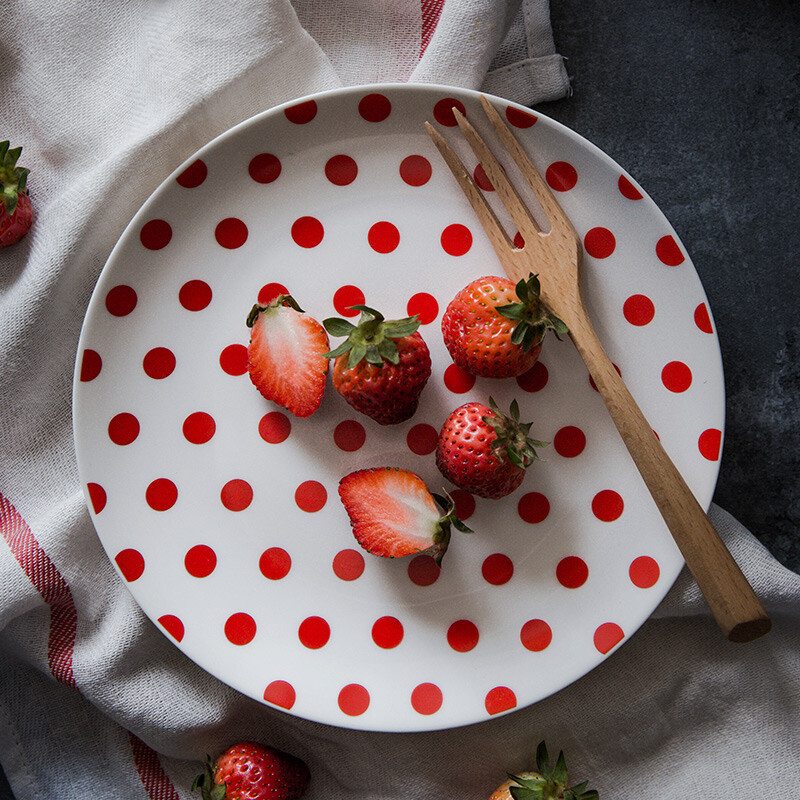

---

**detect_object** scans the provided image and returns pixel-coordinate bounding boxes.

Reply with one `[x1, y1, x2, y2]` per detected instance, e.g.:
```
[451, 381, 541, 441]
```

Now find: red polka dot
[447, 619, 479, 652]
[506, 106, 537, 128]
[399, 155, 432, 186]
[249, 153, 281, 184]
[219, 343, 248, 376]
[482, 553, 514, 585]
[698, 428, 722, 461]
[694, 302, 713, 333]
[516, 361, 548, 392]
[618, 174, 643, 200]
[406, 423, 438, 455]
[517, 492, 550, 524]
[176, 159, 207, 188]
[221, 479, 253, 511]
[546, 161, 578, 192]
[325, 154, 358, 187]
[179, 279, 212, 311]
[184, 544, 217, 578]
[80, 349, 102, 381]
[108, 412, 139, 446]
[259, 547, 291, 580]
[87, 482, 106, 514]
[656, 234, 685, 266]
[450, 489, 475, 521]
[332, 549, 365, 581]
[115, 548, 144, 581]
[433, 97, 466, 127]
[105, 285, 137, 317]
[485, 686, 517, 715]
[215, 217, 248, 249]
[406, 292, 438, 324]
[358, 93, 391, 122]
[408, 554, 440, 586]
[556, 556, 588, 588]
[298, 616, 330, 649]
[259, 411, 291, 444]
[629, 556, 660, 588]
[333, 419, 365, 452]
[257, 282, 289, 305]
[333, 285, 365, 317]
[158, 614, 184, 641]
[264, 680, 296, 710]
[368, 221, 400, 253]
[443, 363, 476, 393]
[661, 361, 692, 393]
[411, 683, 443, 715]
[284, 100, 317, 124]
[520, 619, 552, 652]
[146, 478, 178, 511]
[372, 616, 404, 649]
[553, 426, 586, 458]
[592, 489, 624, 522]
[225, 612, 256, 645]
[183, 412, 216, 444]
[593, 622, 624, 654]
[140, 219, 172, 250]
[295, 480, 327, 512]
[584, 227, 616, 259]
[440, 223, 472, 255]
[338, 684, 369, 716]
[623, 294, 655, 326]
[142, 347, 176, 379]
[473, 163, 495, 192]
[291, 216, 324, 248]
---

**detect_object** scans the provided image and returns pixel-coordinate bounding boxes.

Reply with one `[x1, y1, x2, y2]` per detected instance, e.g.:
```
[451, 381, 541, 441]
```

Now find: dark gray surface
[1, 2, 797, 798]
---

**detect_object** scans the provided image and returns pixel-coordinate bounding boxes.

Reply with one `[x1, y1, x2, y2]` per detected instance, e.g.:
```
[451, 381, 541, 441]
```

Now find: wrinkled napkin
[1, 1, 798, 798]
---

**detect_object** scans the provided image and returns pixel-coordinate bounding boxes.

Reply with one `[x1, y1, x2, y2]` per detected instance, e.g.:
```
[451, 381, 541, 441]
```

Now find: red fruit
[324, 305, 431, 425]
[338, 467, 471, 566]
[441, 274, 567, 378]
[194, 741, 310, 800]
[1, 140, 33, 247]
[246, 294, 329, 418]
[436, 398, 547, 499]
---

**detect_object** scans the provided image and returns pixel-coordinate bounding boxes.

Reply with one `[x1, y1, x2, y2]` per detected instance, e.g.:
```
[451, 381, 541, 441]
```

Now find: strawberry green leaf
[348, 344, 367, 369]
[552, 751, 569, 784]
[535, 741, 550, 776]
[324, 318, 357, 337]
[378, 338, 400, 364]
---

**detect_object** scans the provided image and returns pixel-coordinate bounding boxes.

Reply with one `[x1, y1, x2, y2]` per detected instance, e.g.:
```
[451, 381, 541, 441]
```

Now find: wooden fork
[426, 95, 771, 643]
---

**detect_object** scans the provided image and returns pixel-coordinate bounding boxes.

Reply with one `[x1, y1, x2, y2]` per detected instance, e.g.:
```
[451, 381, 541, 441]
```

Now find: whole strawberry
[246, 294, 329, 418]
[441, 273, 567, 378]
[0, 140, 33, 247]
[323, 305, 431, 425]
[436, 398, 547, 499]
[489, 741, 598, 800]
[193, 741, 310, 800]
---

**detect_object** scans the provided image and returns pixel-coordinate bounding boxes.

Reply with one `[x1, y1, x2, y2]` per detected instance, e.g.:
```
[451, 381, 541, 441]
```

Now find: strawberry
[246, 294, 329, 418]
[0, 140, 33, 247]
[338, 467, 471, 565]
[436, 398, 547, 499]
[193, 741, 310, 800]
[441, 273, 567, 378]
[489, 741, 598, 800]
[323, 305, 431, 425]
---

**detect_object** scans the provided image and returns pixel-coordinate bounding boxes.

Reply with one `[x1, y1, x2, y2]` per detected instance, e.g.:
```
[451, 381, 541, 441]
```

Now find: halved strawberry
[246, 294, 329, 418]
[338, 468, 471, 566]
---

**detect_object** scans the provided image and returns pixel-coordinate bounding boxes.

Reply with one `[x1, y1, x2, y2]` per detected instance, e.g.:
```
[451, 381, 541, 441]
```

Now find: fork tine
[451, 108, 542, 242]
[478, 95, 577, 237]
[424, 121, 514, 257]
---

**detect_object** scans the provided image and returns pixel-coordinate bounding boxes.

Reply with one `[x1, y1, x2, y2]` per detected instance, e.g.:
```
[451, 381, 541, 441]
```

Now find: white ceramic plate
[73, 84, 724, 732]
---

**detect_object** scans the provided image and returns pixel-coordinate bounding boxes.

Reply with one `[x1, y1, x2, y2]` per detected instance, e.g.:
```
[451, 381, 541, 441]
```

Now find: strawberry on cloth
[0, 140, 33, 247]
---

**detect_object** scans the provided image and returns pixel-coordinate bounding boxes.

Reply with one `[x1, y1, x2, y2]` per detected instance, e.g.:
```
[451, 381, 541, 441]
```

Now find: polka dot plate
[73, 84, 724, 732]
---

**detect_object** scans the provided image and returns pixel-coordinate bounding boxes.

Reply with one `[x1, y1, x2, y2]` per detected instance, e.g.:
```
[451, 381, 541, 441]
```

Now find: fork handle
[566, 311, 771, 642]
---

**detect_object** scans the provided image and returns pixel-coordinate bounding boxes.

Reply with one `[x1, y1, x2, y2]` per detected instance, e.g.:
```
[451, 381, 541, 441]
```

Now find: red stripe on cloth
[420, 0, 445, 56]
[129, 733, 181, 800]
[0, 492, 78, 688]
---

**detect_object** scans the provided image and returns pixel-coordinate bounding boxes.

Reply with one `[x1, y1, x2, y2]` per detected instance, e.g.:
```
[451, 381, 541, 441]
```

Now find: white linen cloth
[0, 1, 797, 798]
